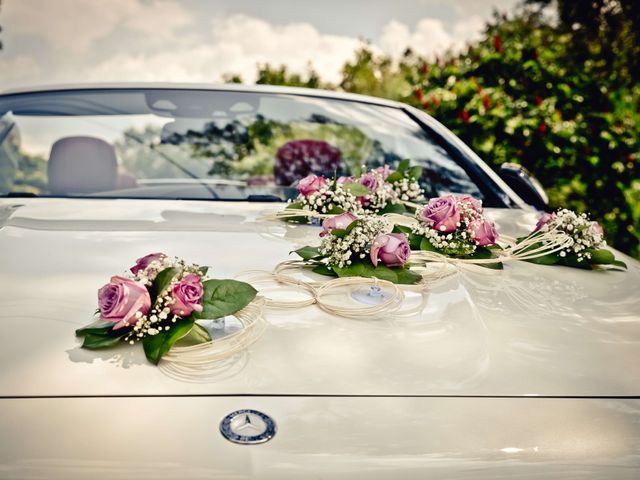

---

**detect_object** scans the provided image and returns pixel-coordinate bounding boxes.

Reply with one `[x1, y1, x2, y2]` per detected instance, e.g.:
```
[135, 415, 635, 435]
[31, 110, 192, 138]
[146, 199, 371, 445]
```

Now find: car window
[0, 89, 490, 203]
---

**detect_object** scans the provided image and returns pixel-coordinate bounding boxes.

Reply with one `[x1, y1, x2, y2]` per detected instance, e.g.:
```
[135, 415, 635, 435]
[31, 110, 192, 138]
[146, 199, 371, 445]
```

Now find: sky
[0, 0, 520, 91]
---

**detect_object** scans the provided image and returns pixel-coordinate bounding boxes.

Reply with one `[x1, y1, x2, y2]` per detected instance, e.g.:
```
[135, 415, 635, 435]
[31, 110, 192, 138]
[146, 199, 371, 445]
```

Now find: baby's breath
[538, 209, 605, 262]
[319, 216, 390, 268]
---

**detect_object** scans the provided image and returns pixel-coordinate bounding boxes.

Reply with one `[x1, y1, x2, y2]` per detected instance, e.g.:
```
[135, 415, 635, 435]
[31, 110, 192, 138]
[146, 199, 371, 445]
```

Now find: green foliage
[236, 2, 639, 259]
[403, 7, 639, 258]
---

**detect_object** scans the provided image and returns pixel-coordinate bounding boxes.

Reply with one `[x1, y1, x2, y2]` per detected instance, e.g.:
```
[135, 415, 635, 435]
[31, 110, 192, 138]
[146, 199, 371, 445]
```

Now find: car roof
[0, 82, 405, 109]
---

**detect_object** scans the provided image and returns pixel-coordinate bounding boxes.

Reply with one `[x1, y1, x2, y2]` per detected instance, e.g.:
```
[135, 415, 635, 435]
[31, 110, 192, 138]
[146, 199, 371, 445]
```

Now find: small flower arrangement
[408, 194, 502, 268]
[294, 213, 422, 284]
[521, 209, 627, 270]
[283, 160, 424, 222]
[76, 253, 258, 364]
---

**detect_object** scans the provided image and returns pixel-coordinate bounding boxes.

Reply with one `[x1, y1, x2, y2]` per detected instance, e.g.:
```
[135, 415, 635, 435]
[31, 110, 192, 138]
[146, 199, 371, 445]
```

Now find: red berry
[421, 63, 429, 75]
[538, 122, 547, 134]
[483, 95, 490, 110]
[461, 110, 470, 123]
[535, 96, 543, 106]
[432, 95, 440, 107]
[422, 100, 430, 110]
[415, 87, 424, 101]
[493, 34, 502, 52]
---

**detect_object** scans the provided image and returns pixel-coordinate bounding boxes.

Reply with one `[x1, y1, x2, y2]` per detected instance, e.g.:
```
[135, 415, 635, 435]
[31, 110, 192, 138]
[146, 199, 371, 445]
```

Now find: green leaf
[294, 246, 321, 261]
[397, 159, 410, 173]
[385, 171, 403, 183]
[393, 225, 413, 235]
[284, 202, 307, 223]
[408, 166, 423, 180]
[142, 318, 195, 365]
[409, 233, 423, 250]
[312, 264, 337, 277]
[194, 279, 257, 320]
[589, 249, 615, 265]
[420, 237, 438, 252]
[199, 266, 209, 276]
[525, 253, 561, 265]
[76, 319, 114, 337]
[81, 331, 127, 349]
[154, 267, 179, 296]
[330, 228, 348, 239]
[394, 267, 424, 284]
[342, 182, 369, 197]
[175, 322, 211, 347]
[378, 202, 406, 215]
[611, 260, 628, 270]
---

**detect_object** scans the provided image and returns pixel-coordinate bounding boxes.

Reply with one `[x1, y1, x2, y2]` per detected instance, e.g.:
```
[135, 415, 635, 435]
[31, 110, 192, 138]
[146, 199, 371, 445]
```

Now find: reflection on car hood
[0, 199, 639, 398]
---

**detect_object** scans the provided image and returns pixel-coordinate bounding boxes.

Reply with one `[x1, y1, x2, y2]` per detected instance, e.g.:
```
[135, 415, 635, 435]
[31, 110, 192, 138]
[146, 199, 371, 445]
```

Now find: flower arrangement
[283, 160, 424, 222]
[76, 253, 258, 364]
[294, 213, 422, 284]
[521, 209, 627, 270]
[408, 194, 502, 268]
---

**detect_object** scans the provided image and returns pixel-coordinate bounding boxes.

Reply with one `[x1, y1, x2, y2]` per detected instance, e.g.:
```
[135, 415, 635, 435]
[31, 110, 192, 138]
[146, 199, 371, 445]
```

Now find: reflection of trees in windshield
[116, 114, 394, 183]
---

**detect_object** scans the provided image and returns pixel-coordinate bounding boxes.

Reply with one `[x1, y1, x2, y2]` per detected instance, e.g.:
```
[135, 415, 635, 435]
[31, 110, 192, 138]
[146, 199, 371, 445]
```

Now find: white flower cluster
[124, 294, 178, 344]
[126, 257, 205, 344]
[411, 200, 483, 256]
[292, 185, 364, 216]
[390, 177, 424, 202]
[358, 172, 397, 213]
[319, 216, 390, 268]
[538, 209, 606, 262]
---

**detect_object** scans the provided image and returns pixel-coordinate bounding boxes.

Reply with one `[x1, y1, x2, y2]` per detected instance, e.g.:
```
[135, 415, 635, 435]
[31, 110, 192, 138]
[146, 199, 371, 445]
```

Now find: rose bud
[320, 212, 358, 237]
[296, 174, 326, 196]
[534, 212, 556, 231]
[370, 233, 411, 268]
[418, 196, 461, 233]
[130, 252, 165, 274]
[98, 276, 151, 330]
[359, 172, 379, 192]
[469, 219, 498, 246]
[169, 274, 204, 317]
[456, 194, 483, 212]
[590, 221, 605, 238]
[375, 165, 391, 180]
[337, 176, 354, 185]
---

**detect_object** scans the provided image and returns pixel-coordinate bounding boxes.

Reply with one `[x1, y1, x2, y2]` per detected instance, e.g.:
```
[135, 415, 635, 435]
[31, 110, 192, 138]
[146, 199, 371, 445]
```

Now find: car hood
[1, 198, 639, 398]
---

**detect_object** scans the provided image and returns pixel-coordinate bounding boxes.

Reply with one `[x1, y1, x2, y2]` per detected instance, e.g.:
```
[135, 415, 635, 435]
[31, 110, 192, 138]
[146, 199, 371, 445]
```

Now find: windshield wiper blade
[246, 194, 284, 202]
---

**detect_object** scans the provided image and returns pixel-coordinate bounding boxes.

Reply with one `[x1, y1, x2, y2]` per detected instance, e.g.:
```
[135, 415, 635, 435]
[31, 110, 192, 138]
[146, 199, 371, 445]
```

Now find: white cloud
[77, 14, 362, 85]
[0, 55, 41, 84]
[0, 5, 487, 90]
[380, 15, 486, 60]
[2, 0, 192, 53]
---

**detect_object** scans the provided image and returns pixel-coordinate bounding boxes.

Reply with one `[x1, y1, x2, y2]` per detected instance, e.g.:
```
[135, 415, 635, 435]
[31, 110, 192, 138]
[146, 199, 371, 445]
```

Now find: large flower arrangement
[76, 253, 258, 364]
[521, 209, 627, 270]
[408, 194, 502, 268]
[294, 213, 422, 284]
[284, 160, 424, 221]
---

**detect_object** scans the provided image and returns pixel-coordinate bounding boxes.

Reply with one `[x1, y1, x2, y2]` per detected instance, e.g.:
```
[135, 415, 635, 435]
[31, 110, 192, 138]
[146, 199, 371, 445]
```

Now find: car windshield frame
[0, 87, 515, 207]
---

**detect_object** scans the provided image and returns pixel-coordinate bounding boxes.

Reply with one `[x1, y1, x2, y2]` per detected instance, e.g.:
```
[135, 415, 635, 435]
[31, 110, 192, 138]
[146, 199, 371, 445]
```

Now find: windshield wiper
[246, 194, 284, 202]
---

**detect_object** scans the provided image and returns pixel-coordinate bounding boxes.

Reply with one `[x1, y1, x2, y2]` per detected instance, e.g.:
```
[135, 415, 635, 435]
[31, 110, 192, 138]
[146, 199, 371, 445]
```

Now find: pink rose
[534, 212, 556, 231]
[337, 176, 354, 185]
[169, 274, 204, 317]
[359, 173, 379, 192]
[375, 165, 391, 180]
[370, 233, 411, 267]
[419, 196, 460, 233]
[98, 276, 151, 330]
[590, 221, 604, 238]
[320, 212, 358, 237]
[457, 194, 483, 212]
[296, 174, 326, 196]
[130, 252, 165, 274]
[469, 219, 498, 246]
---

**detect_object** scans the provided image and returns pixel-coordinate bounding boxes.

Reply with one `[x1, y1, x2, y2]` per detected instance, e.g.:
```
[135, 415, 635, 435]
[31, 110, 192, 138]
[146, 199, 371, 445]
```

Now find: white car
[0, 84, 639, 479]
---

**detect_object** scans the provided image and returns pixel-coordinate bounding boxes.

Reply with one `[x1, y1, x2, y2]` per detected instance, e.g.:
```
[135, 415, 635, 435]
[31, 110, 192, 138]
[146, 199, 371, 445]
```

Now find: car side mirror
[499, 162, 549, 211]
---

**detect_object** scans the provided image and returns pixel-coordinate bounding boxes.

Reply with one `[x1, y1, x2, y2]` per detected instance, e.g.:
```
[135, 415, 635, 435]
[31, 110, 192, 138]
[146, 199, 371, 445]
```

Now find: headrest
[48, 136, 117, 195]
[274, 139, 342, 186]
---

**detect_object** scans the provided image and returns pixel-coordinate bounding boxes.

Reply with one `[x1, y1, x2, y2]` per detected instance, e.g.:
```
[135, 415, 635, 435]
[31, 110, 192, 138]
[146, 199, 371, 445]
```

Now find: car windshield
[0, 88, 494, 204]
